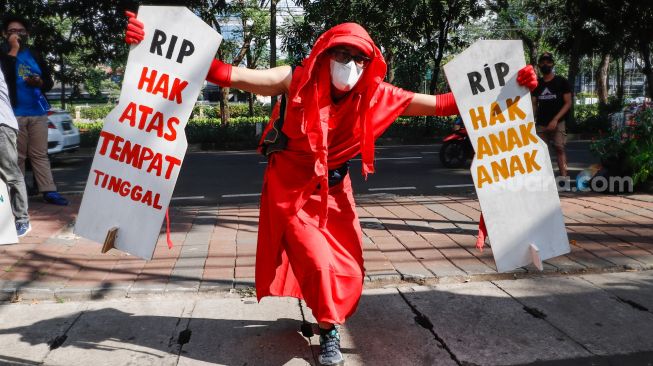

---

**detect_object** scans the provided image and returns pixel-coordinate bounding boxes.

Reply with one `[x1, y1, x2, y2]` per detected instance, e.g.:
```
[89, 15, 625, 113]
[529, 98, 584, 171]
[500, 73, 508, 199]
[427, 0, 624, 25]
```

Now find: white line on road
[171, 196, 206, 201]
[420, 152, 439, 154]
[221, 193, 262, 198]
[368, 186, 416, 192]
[435, 184, 475, 188]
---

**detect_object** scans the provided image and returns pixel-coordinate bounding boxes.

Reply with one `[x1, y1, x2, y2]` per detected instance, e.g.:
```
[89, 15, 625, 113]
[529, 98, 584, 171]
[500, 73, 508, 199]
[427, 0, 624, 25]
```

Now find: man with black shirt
[532, 52, 572, 178]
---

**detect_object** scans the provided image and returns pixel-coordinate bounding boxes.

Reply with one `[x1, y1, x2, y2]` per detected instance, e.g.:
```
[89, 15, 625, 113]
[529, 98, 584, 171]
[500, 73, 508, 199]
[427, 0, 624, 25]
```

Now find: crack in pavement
[490, 281, 597, 357]
[296, 299, 319, 366]
[174, 300, 198, 365]
[396, 288, 463, 366]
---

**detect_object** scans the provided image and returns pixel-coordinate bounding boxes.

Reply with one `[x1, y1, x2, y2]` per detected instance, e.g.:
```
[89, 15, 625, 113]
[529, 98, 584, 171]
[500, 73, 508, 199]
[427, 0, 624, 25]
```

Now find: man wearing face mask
[532, 52, 572, 178]
[125, 14, 538, 365]
[0, 15, 68, 206]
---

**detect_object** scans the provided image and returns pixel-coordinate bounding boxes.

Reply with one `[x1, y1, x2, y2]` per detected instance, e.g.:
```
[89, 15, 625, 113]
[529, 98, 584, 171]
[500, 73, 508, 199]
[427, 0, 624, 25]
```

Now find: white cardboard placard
[0, 179, 18, 245]
[75, 6, 222, 260]
[443, 40, 570, 272]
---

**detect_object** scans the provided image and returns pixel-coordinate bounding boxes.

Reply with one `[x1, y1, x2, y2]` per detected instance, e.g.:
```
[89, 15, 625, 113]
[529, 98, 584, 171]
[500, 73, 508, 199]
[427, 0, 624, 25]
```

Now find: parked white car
[47, 109, 80, 156]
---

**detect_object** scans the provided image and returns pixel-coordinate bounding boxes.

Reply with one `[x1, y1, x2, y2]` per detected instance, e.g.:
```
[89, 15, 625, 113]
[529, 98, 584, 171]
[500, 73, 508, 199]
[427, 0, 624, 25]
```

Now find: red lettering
[152, 73, 169, 99]
[138, 67, 157, 93]
[164, 156, 182, 179]
[153, 193, 162, 210]
[109, 135, 125, 161]
[107, 175, 122, 193]
[119, 102, 137, 127]
[139, 147, 154, 169]
[137, 104, 154, 130]
[93, 171, 163, 210]
[118, 140, 141, 168]
[131, 186, 143, 201]
[142, 190, 153, 207]
[169, 78, 188, 104]
[93, 169, 104, 186]
[98, 131, 116, 156]
[147, 154, 163, 176]
[119, 181, 131, 197]
[165, 117, 179, 141]
[146, 111, 165, 137]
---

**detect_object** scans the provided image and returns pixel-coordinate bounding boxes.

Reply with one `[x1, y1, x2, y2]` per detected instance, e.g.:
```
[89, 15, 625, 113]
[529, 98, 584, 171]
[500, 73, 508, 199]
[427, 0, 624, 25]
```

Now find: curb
[3, 264, 650, 304]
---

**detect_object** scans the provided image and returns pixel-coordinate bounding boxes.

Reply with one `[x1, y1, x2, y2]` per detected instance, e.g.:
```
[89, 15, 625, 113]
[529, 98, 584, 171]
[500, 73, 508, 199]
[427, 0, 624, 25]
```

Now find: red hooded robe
[256, 23, 415, 324]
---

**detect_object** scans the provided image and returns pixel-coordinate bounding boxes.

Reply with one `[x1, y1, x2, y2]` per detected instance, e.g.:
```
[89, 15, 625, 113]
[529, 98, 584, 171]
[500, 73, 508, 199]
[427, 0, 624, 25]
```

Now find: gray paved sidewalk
[1, 193, 653, 302]
[2, 271, 653, 365]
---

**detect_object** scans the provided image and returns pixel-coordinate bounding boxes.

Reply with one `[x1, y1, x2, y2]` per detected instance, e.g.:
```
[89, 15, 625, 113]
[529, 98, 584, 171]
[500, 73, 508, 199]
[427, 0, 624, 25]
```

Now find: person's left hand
[546, 118, 558, 132]
[517, 65, 538, 92]
[24, 75, 43, 87]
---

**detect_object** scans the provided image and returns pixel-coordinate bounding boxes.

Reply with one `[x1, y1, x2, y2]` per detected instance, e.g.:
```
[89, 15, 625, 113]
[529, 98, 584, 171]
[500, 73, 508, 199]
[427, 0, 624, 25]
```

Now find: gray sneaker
[16, 221, 31, 237]
[318, 326, 344, 366]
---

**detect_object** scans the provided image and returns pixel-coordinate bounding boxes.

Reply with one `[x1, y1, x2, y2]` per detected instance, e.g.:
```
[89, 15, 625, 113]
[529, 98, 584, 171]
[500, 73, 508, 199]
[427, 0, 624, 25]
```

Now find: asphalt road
[49, 141, 596, 204]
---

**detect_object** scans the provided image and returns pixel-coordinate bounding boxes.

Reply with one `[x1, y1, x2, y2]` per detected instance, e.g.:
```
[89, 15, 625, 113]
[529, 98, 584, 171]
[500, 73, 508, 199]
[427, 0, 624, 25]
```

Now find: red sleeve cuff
[206, 59, 233, 87]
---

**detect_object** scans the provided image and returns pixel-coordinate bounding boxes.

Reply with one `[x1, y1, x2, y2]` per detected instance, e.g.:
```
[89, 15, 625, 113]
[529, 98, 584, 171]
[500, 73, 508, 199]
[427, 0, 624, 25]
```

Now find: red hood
[291, 23, 388, 180]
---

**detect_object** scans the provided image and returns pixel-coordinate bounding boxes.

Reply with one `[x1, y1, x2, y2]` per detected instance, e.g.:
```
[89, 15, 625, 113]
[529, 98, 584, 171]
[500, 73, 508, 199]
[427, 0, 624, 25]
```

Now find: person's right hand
[125, 11, 144, 45]
[8, 33, 20, 51]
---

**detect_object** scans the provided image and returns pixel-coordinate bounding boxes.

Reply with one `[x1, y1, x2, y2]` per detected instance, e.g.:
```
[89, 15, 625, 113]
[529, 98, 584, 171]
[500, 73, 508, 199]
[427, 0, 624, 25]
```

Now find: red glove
[125, 11, 144, 44]
[206, 59, 233, 87]
[435, 92, 460, 116]
[517, 65, 538, 92]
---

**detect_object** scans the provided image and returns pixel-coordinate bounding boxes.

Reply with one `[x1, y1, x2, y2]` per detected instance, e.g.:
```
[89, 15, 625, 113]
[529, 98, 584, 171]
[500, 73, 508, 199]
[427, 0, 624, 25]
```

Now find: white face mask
[330, 59, 364, 92]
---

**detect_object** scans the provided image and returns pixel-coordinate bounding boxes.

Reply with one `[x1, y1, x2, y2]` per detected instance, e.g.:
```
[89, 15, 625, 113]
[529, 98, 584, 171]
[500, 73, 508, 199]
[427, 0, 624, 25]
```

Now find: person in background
[0, 15, 68, 206]
[532, 52, 572, 178]
[0, 60, 30, 236]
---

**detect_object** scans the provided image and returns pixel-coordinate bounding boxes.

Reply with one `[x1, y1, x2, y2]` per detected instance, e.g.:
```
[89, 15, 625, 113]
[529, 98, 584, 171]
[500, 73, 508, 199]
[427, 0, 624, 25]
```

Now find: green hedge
[73, 103, 272, 121]
[75, 115, 455, 149]
[568, 104, 611, 134]
[590, 107, 653, 186]
[75, 117, 266, 149]
[190, 103, 271, 119]
[379, 117, 453, 144]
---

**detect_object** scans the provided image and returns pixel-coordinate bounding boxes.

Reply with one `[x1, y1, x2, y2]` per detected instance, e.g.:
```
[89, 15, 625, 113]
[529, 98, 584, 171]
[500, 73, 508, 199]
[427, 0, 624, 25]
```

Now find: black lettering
[177, 39, 195, 64]
[495, 62, 509, 87]
[150, 29, 167, 56]
[467, 72, 485, 95]
[484, 64, 495, 90]
[166, 35, 178, 60]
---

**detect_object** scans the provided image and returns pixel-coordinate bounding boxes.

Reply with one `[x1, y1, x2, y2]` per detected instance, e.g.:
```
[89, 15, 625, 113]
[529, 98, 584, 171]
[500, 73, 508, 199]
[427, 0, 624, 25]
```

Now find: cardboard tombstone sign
[0, 179, 18, 245]
[443, 40, 570, 272]
[75, 6, 222, 260]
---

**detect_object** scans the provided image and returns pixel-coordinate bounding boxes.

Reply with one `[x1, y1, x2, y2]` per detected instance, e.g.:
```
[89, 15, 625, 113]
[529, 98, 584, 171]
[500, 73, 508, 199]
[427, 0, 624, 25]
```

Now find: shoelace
[320, 332, 340, 357]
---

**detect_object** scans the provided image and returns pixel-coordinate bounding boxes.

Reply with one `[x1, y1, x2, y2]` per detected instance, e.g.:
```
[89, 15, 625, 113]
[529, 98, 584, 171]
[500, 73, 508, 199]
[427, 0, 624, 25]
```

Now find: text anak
[468, 97, 542, 188]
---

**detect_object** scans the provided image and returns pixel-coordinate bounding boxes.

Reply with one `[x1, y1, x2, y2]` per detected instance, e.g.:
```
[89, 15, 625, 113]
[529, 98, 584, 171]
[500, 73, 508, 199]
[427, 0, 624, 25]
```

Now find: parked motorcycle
[439, 117, 474, 168]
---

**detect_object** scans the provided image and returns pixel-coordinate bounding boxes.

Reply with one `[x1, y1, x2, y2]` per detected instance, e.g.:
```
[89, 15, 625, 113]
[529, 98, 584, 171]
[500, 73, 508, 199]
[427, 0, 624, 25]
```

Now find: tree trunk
[246, 49, 255, 117]
[385, 48, 395, 84]
[59, 56, 66, 109]
[269, 0, 278, 109]
[567, 45, 581, 125]
[429, 27, 447, 94]
[595, 53, 610, 108]
[640, 41, 653, 99]
[616, 55, 626, 104]
[220, 87, 230, 125]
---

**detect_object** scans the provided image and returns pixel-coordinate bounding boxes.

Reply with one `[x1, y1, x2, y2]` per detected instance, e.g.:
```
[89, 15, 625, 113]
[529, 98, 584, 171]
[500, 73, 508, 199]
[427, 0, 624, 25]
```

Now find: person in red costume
[125, 11, 537, 365]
